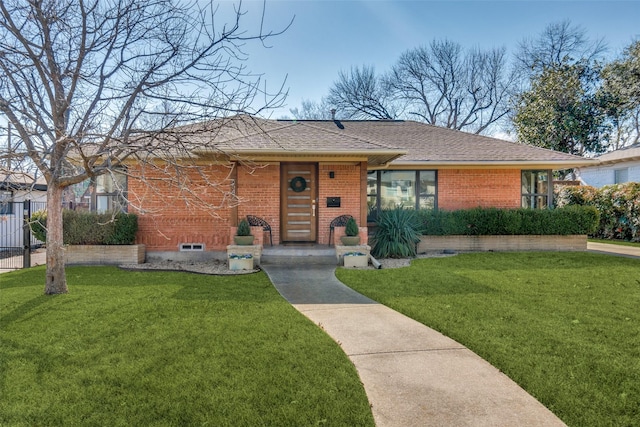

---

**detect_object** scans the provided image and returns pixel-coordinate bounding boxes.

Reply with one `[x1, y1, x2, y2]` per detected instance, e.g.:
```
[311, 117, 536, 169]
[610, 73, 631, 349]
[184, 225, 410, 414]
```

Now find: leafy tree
[600, 40, 640, 149]
[512, 63, 609, 158]
[0, 0, 288, 294]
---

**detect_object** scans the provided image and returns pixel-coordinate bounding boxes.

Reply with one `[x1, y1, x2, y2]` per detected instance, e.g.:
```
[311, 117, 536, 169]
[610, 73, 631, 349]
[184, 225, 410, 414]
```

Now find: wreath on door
[290, 176, 307, 192]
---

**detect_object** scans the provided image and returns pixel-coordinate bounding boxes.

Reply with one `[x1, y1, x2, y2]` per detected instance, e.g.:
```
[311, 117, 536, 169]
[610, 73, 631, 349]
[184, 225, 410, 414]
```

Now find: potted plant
[340, 216, 361, 246]
[233, 218, 255, 245]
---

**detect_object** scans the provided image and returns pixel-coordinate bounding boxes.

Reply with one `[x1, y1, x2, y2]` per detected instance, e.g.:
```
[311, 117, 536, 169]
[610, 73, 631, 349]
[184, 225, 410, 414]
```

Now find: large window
[65, 172, 128, 212]
[521, 170, 551, 209]
[367, 170, 437, 222]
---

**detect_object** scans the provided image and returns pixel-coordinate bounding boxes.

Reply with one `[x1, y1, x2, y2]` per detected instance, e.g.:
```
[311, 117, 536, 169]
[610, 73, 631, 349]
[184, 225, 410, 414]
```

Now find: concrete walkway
[262, 264, 567, 427]
[587, 241, 640, 258]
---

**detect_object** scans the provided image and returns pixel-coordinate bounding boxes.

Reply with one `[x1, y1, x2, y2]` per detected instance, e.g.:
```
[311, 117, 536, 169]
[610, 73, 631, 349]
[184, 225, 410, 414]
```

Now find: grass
[0, 266, 374, 427]
[336, 252, 640, 427]
[589, 238, 640, 247]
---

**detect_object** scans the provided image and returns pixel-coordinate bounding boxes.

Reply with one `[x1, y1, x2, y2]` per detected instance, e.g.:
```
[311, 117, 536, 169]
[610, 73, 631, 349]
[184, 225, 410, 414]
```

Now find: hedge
[556, 182, 640, 242]
[417, 206, 599, 236]
[30, 210, 138, 245]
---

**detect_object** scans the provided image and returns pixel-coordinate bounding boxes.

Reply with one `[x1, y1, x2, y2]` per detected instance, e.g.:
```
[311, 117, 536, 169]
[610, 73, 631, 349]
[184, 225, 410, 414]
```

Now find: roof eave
[381, 159, 600, 170]
[192, 148, 407, 167]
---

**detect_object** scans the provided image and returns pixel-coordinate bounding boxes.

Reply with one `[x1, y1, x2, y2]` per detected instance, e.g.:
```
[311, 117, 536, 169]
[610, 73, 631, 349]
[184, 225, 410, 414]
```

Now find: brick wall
[130, 162, 366, 251]
[131, 163, 521, 252]
[236, 164, 281, 245]
[317, 164, 364, 244]
[128, 164, 234, 251]
[438, 169, 521, 210]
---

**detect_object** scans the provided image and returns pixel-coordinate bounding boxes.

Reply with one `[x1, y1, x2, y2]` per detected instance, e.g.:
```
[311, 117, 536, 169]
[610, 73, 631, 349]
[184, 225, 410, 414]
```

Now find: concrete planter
[343, 253, 369, 268]
[418, 235, 587, 252]
[64, 244, 146, 265]
[226, 244, 262, 267]
[233, 235, 255, 245]
[228, 256, 254, 271]
[336, 244, 371, 266]
[340, 236, 361, 246]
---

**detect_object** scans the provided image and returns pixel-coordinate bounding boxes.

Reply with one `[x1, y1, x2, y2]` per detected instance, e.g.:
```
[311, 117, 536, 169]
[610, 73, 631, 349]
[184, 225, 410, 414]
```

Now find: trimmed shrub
[371, 209, 422, 258]
[416, 206, 598, 236]
[236, 218, 251, 236]
[28, 210, 138, 245]
[345, 216, 359, 236]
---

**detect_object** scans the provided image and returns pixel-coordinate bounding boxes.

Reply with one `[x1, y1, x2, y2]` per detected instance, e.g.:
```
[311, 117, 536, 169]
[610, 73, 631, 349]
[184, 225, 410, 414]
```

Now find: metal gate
[0, 200, 46, 270]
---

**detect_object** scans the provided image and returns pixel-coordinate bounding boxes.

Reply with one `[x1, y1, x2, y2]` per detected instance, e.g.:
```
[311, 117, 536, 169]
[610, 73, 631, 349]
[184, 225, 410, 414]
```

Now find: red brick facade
[130, 163, 523, 253]
[438, 169, 521, 210]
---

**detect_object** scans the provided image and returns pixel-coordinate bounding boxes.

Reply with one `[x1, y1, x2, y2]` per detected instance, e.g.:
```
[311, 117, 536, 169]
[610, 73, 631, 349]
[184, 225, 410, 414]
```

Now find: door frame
[280, 162, 318, 243]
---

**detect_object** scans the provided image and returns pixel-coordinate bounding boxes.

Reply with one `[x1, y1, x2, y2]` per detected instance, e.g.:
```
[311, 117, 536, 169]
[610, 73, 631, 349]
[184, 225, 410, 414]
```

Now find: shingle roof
[182, 115, 596, 169]
[592, 143, 640, 165]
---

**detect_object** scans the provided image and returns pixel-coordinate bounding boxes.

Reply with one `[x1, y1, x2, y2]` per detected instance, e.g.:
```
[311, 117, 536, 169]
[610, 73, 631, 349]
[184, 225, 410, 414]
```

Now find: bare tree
[385, 40, 515, 134]
[515, 20, 606, 79]
[327, 65, 400, 120]
[0, 0, 289, 294]
[288, 98, 333, 120]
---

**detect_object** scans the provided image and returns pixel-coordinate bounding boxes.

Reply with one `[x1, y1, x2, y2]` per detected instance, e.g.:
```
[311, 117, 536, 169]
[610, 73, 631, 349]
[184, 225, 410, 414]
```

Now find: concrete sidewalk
[587, 241, 640, 258]
[262, 264, 567, 427]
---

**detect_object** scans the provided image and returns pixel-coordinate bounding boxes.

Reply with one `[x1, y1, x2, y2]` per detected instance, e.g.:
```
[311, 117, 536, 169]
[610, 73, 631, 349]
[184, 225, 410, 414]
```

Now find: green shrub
[29, 210, 48, 242]
[237, 218, 251, 236]
[345, 216, 359, 236]
[417, 206, 598, 236]
[28, 210, 138, 245]
[556, 182, 640, 241]
[371, 209, 422, 258]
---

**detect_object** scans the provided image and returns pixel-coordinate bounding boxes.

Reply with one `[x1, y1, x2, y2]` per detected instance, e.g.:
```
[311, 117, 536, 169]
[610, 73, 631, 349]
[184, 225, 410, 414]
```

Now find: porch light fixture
[329, 171, 335, 179]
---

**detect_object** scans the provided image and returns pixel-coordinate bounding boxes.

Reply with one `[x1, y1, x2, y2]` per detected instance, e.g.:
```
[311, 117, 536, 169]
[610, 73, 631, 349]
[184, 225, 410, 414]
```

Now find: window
[367, 170, 437, 221]
[521, 170, 551, 209]
[66, 171, 128, 212]
[614, 168, 628, 184]
[96, 173, 127, 213]
[0, 191, 13, 215]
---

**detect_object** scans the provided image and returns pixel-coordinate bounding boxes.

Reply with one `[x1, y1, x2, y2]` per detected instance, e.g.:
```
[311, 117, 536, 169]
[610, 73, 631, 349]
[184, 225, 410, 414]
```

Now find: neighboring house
[0, 173, 47, 250]
[120, 116, 595, 258]
[577, 143, 640, 188]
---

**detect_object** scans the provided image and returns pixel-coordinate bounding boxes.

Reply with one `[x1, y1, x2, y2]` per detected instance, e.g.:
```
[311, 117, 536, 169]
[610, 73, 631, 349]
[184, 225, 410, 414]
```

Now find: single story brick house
[122, 115, 596, 259]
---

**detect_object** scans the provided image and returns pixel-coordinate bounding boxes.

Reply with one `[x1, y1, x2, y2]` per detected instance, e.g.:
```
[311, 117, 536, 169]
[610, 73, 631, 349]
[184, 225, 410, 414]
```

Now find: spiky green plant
[371, 208, 422, 258]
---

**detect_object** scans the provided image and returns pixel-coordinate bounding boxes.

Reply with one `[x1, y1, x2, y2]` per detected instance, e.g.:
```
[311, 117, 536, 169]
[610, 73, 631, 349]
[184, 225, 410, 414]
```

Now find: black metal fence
[0, 200, 46, 270]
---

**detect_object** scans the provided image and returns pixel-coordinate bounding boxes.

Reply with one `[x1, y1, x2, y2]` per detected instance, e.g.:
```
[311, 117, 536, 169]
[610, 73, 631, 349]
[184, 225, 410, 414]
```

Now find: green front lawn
[337, 252, 640, 427]
[0, 267, 374, 426]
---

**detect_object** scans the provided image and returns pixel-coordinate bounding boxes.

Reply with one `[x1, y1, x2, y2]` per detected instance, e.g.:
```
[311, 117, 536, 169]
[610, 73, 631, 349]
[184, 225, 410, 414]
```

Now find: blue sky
[234, 0, 640, 118]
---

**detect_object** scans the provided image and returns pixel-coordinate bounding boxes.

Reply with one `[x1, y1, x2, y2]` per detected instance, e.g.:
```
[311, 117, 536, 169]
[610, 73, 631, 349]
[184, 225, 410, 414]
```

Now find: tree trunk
[44, 182, 67, 294]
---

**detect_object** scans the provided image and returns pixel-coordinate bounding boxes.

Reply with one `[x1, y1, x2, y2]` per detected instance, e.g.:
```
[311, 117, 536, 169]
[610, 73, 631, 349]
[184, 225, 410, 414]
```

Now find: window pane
[522, 195, 548, 209]
[535, 172, 548, 194]
[419, 196, 435, 210]
[614, 168, 628, 184]
[0, 191, 13, 215]
[96, 172, 126, 193]
[367, 171, 377, 196]
[367, 195, 378, 222]
[381, 171, 416, 210]
[419, 171, 436, 196]
[522, 170, 549, 209]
